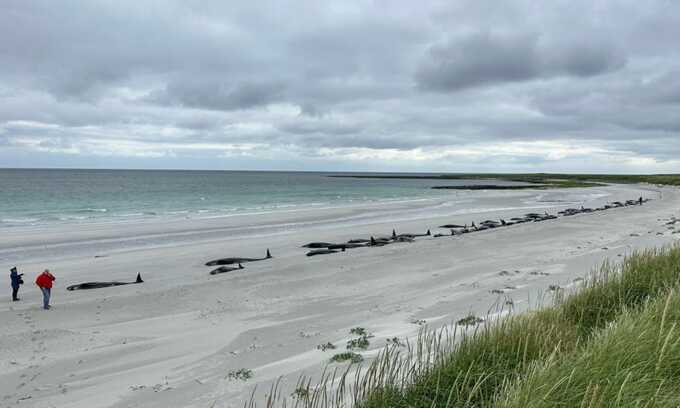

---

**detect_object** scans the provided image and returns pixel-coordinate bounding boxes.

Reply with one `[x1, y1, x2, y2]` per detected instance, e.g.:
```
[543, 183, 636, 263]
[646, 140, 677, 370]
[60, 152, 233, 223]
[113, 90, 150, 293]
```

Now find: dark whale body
[328, 243, 363, 250]
[67, 273, 143, 291]
[306, 249, 339, 256]
[392, 229, 431, 239]
[210, 263, 244, 275]
[205, 249, 272, 266]
[369, 236, 390, 246]
[302, 242, 334, 248]
[347, 239, 370, 244]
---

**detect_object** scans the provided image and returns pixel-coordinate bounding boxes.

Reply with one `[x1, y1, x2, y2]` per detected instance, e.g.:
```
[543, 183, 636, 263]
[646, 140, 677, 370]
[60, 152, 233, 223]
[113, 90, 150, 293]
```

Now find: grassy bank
[329, 173, 680, 189]
[261, 245, 680, 407]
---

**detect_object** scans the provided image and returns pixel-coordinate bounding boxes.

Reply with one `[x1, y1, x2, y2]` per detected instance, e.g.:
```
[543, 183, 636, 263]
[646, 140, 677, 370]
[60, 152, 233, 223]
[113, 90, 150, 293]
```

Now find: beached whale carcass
[205, 249, 272, 266]
[67, 273, 144, 291]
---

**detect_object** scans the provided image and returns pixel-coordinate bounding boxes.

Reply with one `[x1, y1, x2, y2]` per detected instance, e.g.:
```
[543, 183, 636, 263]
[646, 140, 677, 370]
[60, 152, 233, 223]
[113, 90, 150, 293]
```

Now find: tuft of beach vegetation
[330, 352, 364, 364]
[226, 368, 253, 381]
[316, 342, 336, 352]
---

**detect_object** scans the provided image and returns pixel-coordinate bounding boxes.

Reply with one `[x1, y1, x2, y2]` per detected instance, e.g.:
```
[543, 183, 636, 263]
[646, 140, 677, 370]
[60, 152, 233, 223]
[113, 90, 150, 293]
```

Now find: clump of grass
[350, 327, 367, 336]
[346, 327, 373, 350]
[291, 386, 310, 400]
[410, 319, 427, 326]
[498, 290, 680, 407]
[316, 342, 336, 351]
[456, 314, 485, 326]
[226, 368, 252, 381]
[386, 337, 405, 347]
[347, 336, 370, 350]
[330, 352, 363, 364]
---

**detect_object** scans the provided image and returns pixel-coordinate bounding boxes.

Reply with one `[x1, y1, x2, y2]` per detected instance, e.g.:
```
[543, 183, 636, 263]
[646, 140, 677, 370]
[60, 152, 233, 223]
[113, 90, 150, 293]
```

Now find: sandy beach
[1, 183, 679, 408]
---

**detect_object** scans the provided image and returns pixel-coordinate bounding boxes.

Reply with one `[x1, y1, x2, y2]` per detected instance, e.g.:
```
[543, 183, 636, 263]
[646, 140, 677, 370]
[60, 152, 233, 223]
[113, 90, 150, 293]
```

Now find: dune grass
[497, 289, 680, 407]
[355, 246, 680, 408]
[254, 245, 680, 407]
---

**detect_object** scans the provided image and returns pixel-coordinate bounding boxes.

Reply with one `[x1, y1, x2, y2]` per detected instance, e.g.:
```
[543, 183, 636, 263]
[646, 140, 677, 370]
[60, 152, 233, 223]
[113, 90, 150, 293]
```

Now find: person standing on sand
[35, 269, 55, 310]
[10, 267, 24, 301]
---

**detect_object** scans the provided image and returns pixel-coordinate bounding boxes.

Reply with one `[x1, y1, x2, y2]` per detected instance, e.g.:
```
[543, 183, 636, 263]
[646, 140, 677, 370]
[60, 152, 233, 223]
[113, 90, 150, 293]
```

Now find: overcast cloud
[1, 0, 679, 172]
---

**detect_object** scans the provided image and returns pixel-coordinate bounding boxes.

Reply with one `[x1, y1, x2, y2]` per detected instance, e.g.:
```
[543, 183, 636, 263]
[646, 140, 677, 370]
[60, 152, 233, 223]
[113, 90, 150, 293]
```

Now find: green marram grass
[249, 245, 680, 407]
[497, 289, 680, 407]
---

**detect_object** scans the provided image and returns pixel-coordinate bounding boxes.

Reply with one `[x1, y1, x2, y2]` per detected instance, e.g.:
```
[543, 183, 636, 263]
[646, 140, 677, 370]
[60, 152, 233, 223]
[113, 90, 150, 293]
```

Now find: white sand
[1, 184, 679, 407]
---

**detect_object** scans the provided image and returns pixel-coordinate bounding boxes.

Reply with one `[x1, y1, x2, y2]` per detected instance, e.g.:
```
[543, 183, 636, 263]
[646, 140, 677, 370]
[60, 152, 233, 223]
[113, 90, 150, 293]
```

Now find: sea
[0, 169, 532, 228]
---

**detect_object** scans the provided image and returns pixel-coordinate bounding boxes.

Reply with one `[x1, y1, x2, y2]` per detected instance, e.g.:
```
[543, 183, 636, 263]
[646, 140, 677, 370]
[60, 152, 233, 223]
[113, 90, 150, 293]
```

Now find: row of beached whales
[66, 197, 648, 289]
[299, 197, 648, 256]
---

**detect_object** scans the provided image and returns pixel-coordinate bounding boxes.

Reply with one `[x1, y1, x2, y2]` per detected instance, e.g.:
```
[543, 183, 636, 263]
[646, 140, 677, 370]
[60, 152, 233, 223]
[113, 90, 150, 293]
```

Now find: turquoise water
[0, 169, 532, 227]
[0, 169, 516, 227]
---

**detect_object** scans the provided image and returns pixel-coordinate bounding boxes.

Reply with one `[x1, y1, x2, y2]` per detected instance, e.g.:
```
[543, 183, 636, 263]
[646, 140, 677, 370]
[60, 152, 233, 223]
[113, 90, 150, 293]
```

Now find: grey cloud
[150, 80, 287, 111]
[416, 31, 625, 92]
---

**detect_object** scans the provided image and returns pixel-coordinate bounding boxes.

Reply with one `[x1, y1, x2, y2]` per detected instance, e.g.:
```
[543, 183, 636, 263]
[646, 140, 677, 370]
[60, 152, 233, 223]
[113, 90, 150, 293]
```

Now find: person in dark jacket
[10, 267, 23, 301]
[35, 269, 55, 310]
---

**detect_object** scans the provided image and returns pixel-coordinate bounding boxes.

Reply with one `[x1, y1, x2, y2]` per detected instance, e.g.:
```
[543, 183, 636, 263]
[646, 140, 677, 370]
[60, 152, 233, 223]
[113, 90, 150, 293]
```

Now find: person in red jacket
[35, 269, 55, 310]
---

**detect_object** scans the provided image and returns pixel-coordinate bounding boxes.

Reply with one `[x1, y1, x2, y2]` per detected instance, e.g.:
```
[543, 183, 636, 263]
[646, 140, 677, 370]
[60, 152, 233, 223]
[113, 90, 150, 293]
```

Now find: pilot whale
[210, 263, 244, 275]
[205, 249, 272, 266]
[67, 273, 143, 291]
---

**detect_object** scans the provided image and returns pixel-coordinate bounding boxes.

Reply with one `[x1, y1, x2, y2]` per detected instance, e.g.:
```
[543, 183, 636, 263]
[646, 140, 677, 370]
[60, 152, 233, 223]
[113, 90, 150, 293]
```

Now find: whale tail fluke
[266, 249, 272, 258]
[136, 273, 143, 283]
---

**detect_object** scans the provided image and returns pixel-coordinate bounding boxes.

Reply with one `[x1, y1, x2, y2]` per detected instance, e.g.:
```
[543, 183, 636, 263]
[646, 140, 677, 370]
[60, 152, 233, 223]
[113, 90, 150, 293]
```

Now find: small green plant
[350, 327, 367, 336]
[386, 337, 405, 347]
[330, 352, 363, 364]
[456, 314, 485, 326]
[316, 342, 336, 351]
[226, 368, 253, 381]
[291, 386, 310, 399]
[347, 336, 370, 350]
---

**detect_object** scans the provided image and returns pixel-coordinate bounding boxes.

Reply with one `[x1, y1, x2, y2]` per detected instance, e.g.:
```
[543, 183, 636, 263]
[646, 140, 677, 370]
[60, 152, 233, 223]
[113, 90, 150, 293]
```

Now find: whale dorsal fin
[266, 249, 272, 258]
[238, 263, 244, 269]
[426, 229, 431, 236]
[392, 229, 397, 238]
[136, 273, 143, 283]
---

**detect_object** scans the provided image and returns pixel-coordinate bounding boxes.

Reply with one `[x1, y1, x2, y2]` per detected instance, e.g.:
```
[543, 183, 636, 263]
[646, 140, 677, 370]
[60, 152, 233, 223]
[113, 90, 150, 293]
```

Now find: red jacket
[35, 272, 55, 289]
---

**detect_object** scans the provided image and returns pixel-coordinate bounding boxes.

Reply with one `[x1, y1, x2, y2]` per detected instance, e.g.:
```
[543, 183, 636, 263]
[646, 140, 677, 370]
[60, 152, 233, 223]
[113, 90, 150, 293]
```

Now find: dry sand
[1, 184, 679, 407]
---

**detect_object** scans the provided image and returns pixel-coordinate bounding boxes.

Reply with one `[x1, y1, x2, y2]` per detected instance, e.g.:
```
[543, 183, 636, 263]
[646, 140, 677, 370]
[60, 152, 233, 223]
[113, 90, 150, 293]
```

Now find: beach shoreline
[1, 183, 679, 407]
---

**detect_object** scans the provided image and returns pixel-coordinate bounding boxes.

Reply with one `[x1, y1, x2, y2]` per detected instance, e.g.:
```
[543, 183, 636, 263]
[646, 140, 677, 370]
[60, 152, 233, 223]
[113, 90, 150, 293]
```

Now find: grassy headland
[329, 173, 680, 189]
[269, 245, 680, 407]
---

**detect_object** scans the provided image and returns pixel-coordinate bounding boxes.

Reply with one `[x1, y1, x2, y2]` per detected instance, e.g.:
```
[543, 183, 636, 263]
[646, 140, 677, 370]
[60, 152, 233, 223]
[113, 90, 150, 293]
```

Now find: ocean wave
[76, 208, 108, 213]
[1, 217, 40, 224]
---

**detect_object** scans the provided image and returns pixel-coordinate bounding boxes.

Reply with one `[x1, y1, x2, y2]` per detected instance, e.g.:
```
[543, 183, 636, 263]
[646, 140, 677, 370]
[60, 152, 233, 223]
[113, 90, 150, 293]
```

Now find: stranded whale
[205, 249, 272, 266]
[67, 273, 143, 291]
[210, 263, 244, 275]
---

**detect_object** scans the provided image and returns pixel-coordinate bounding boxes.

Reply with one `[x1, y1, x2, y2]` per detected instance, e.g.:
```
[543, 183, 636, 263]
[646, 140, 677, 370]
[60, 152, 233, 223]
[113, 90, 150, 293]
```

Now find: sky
[1, 1, 679, 173]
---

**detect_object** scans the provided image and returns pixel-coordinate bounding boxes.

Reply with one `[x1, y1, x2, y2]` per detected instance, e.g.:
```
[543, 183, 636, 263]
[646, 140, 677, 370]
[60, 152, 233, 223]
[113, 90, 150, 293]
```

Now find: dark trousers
[12, 287, 19, 301]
